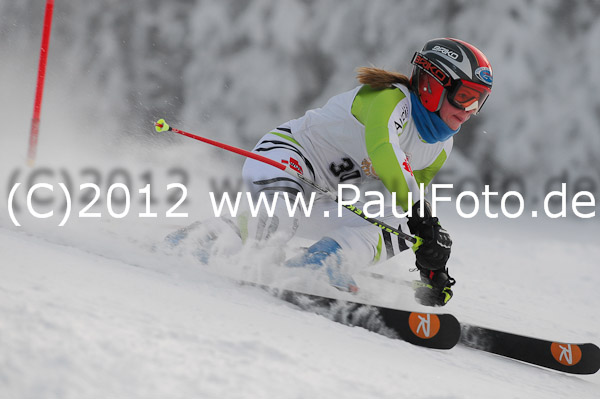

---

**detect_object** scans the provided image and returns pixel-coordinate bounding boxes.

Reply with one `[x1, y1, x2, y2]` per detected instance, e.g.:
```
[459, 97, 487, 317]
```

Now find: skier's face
[438, 94, 477, 130]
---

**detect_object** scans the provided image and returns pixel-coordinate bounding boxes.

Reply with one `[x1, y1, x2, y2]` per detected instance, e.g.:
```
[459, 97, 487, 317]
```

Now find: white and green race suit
[242, 83, 452, 269]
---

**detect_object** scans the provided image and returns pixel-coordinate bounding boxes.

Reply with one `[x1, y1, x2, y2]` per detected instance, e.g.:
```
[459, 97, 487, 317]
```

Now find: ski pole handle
[154, 119, 418, 244]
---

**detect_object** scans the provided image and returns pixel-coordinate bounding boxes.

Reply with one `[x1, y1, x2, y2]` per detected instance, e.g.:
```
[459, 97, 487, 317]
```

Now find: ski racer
[169, 38, 493, 307]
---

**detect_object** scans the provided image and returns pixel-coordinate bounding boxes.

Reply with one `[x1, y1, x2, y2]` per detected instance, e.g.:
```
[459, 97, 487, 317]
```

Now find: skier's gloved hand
[414, 268, 456, 307]
[407, 200, 452, 271]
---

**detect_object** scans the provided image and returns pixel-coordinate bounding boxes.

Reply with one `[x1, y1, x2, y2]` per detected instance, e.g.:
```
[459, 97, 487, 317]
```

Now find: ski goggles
[447, 80, 491, 113]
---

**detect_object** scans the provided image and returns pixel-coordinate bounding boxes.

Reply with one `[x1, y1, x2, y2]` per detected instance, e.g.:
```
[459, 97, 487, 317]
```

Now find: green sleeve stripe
[270, 131, 302, 147]
[373, 233, 383, 263]
[413, 149, 447, 187]
[370, 145, 411, 210]
[352, 85, 412, 211]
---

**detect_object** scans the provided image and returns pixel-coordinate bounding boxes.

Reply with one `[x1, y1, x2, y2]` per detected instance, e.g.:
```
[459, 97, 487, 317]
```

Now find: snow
[1, 1, 600, 397]
[0, 207, 598, 398]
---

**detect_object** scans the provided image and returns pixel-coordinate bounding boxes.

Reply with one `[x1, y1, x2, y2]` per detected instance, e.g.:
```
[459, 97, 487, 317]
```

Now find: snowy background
[1, 0, 599, 398]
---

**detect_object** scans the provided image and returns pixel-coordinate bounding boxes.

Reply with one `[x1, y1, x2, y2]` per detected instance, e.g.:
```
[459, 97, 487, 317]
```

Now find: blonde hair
[356, 66, 411, 90]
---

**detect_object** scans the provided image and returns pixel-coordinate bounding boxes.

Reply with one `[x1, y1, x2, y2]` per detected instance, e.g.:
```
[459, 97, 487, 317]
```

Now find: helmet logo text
[432, 45, 459, 60]
[413, 54, 451, 86]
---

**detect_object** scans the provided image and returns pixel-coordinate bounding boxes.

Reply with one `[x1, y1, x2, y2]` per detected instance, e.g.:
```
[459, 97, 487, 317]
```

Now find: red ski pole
[153, 119, 418, 244]
[154, 119, 286, 173]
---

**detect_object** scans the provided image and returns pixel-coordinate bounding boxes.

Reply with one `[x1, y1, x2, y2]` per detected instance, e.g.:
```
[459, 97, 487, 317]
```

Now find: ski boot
[413, 268, 455, 306]
[285, 237, 358, 293]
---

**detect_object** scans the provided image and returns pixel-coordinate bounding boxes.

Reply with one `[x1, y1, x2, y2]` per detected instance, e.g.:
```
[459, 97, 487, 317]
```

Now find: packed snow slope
[1, 1, 600, 397]
[0, 204, 599, 398]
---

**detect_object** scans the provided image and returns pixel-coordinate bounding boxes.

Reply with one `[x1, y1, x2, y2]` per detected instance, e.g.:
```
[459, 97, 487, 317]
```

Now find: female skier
[171, 37, 493, 307]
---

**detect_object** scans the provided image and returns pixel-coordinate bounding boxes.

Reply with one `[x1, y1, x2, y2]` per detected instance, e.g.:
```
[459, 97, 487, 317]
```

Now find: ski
[249, 283, 461, 350]
[460, 324, 600, 375]
[364, 272, 600, 374]
[238, 279, 599, 373]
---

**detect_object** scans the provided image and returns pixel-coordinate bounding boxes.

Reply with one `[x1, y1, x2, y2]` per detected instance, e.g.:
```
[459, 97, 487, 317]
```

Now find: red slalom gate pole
[27, 0, 55, 166]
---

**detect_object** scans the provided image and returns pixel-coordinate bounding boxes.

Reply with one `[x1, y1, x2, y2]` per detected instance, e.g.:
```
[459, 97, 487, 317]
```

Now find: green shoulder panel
[351, 85, 407, 129]
[352, 85, 412, 210]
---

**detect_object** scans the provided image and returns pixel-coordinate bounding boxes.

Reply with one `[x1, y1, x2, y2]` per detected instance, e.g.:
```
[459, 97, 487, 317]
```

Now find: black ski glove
[406, 200, 452, 271]
[406, 200, 455, 306]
